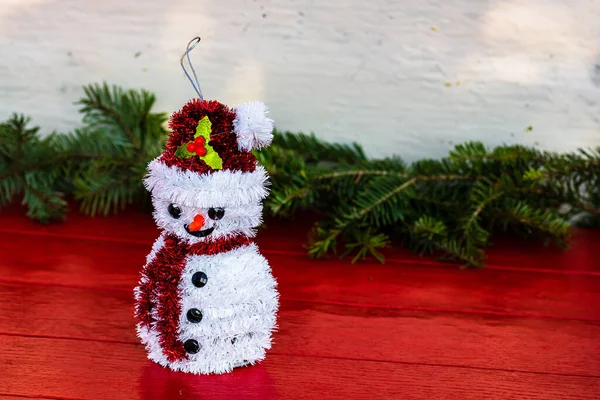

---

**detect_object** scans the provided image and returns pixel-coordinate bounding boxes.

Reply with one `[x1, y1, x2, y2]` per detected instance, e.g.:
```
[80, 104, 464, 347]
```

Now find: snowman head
[144, 99, 274, 243]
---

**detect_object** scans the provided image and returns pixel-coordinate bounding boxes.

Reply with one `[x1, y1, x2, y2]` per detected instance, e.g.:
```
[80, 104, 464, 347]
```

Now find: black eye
[208, 207, 225, 220]
[168, 204, 182, 219]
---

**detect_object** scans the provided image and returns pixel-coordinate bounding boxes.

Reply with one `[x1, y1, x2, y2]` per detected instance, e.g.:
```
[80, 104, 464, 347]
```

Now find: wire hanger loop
[180, 36, 203, 100]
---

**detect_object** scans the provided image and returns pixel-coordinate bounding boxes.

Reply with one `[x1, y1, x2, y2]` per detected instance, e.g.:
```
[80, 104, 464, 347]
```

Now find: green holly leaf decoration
[174, 116, 223, 170]
[174, 144, 194, 158]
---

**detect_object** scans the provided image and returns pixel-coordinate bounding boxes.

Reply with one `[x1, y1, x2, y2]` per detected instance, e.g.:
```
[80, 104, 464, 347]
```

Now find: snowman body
[134, 99, 278, 374]
[136, 236, 278, 374]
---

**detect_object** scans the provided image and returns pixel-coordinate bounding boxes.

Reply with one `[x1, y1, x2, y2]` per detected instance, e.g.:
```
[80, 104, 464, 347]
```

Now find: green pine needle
[0, 114, 67, 222]
[69, 82, 168, 216]
[1, 83, 598, 267]
[264, 131, 600, 267]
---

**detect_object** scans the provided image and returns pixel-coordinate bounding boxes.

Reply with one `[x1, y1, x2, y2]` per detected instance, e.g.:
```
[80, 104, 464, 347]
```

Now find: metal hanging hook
[180, 36, 204, 100]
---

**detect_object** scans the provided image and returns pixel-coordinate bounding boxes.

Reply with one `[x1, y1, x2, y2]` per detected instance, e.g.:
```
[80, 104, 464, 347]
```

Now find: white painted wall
[1, 0, 599, 161]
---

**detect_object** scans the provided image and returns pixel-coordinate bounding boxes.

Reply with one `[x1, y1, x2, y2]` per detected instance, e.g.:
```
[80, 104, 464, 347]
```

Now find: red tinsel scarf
[135, 233, 252, 362]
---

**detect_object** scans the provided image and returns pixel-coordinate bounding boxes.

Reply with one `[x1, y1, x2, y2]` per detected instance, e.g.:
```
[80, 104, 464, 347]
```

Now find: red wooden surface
[0, 206, 599, 399]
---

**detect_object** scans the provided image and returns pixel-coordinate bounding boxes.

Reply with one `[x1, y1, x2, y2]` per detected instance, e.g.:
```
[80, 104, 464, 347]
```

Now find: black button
[184, 339, 200, 354]
[192, 271, 208, 288]
[187, 308, 203, 323]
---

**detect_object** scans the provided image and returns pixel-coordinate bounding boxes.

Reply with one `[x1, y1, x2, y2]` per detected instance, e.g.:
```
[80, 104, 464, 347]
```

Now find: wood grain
[1, 283, 599, 376]
[1, 234, 599, 320]
[1, 207, 599, 271]
[1, 208, 599, 399]
[0, 396, 60, 400]
[1, 335, 598, 400]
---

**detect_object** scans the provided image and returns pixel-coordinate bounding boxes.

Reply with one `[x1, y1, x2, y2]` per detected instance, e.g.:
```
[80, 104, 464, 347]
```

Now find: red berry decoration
[185, 136, 208, 156]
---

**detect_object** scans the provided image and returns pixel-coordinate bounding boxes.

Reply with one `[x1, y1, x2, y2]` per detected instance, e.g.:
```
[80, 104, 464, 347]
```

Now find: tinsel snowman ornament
[134, 38, 279, 375]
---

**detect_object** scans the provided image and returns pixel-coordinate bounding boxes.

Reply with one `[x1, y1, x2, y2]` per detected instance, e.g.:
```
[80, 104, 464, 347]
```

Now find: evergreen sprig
[0, 83, 168, 220]
[1, 84, 598, 267]
[62, 82, 168, 216]
[258, 133, 599, 266]
[0, 114, 67, 222]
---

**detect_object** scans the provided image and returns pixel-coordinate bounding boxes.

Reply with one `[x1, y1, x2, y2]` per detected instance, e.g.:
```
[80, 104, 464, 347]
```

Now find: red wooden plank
[2, 210, 600, 399]
[277, 259, 600, 321]
[1, 233, 599, 320]
[0, 205, 308, 254]
[1, 335, 598, 400]
[1, 205, 599, 271]
[1, 283, 599, 376]
[0, 204, 159, 244]
[0, 397, 56, 400]
[0, 283, 135, 343]
[0, 234, 142, 289]
[484, 229, 600, 272]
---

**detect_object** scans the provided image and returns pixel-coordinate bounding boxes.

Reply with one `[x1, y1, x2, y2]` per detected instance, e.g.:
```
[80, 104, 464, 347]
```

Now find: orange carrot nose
[188, 214, 205, 231]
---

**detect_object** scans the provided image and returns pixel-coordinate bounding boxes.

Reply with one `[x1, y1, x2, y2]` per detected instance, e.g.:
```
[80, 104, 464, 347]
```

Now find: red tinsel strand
[152, 235, 189, 362]
[161, 99, 258, 174]
[135, 280, 156, 327]
[135, 260, 162, 328]
[135, 233, 253, 362]
[185, 234, 252, 256]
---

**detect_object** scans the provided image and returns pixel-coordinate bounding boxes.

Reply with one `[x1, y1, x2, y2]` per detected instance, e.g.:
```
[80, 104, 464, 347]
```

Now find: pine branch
[409, 193, 457, 209]
[0, 114, 67, 222]
[23, 182, 66, 222]
[313, 169, 470, 182]
[272, 130, 366, 164]
[340, 227, 390, 263]
[77, 83, 138, 147]
[434, 238, 484, 267]
[75, 176, 138, 217]
[69, 83, 168, 215]
[463, 179, 505, 234]
[307, 177, 417, 260]
[412, 216, 448, 240]
[268, 185, 311, 216]
[2, 82, 598, 268]
[0, 171, 20, 207]
[351, 177, 417, 222]
[264, 136, 598, 266]
[503, 201, 570, 240]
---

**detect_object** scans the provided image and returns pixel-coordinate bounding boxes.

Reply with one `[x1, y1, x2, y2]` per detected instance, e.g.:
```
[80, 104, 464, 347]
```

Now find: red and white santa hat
[144, 99, 274, 208]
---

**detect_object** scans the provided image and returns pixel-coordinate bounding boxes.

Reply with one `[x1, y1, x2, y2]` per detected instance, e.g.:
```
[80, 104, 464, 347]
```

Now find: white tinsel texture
[136, 243, 279, 374]
[233, 101, 274, 151]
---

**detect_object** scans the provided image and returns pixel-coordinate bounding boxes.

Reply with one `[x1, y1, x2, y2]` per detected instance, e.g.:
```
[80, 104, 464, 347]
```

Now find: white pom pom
[233, 101, 274, 151]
